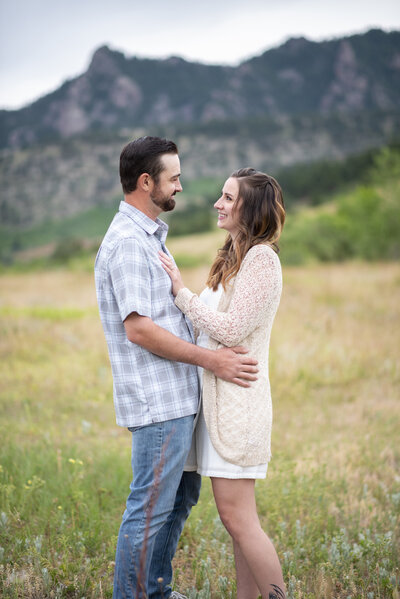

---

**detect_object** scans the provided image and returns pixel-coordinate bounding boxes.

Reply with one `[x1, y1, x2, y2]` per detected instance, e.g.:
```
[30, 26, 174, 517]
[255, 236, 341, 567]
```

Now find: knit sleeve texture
[174, 244, 281, 347]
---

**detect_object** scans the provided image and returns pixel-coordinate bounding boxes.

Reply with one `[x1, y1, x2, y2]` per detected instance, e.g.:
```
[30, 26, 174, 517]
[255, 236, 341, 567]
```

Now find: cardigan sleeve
[174, 245, 282, 347]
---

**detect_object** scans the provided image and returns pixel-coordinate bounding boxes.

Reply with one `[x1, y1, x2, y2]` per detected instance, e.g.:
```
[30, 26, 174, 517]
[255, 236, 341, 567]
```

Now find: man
[94, 136, 258, 599]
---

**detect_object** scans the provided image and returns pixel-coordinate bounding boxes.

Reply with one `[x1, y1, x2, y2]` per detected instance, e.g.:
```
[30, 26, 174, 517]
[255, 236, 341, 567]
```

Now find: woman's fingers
[158, 251, 185, 296]
[159, 251, 172, 264]
[159, 251, 175, 275]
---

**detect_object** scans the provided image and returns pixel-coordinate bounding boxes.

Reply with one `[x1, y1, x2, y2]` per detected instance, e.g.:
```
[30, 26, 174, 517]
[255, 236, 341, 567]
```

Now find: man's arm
[124, 312, 258, 388]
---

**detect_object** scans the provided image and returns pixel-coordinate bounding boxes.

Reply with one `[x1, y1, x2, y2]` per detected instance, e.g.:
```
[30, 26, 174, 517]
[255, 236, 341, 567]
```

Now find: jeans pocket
[128, 425, 145, 433]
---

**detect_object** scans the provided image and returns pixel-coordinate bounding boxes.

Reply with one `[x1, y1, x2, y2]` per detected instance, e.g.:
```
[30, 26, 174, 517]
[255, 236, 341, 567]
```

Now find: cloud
[0, 0, 399, 108]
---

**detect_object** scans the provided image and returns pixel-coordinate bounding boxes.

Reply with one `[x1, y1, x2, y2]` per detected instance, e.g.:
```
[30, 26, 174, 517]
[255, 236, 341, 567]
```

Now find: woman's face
[214, 177, 240, 237]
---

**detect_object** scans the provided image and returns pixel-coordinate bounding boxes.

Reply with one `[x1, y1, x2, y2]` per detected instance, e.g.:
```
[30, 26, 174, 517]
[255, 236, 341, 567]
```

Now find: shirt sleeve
[174, 245, 282, 347]
[108, 237, 152, 321]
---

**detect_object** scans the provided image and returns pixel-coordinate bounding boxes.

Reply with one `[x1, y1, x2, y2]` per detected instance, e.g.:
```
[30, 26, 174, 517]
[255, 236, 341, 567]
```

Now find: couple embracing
[94, 136, 286, 599]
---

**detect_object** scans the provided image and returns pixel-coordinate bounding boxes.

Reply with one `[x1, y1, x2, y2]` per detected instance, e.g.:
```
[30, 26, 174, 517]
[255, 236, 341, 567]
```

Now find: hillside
[0, 28, 399, 245]
[2, 110, 399, 231]
[1, 28, 399, 147]
[1, 144, 398, 268]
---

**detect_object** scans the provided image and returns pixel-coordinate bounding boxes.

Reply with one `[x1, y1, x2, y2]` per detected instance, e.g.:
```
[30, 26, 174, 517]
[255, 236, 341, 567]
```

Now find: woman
[159, 168, 286, 599]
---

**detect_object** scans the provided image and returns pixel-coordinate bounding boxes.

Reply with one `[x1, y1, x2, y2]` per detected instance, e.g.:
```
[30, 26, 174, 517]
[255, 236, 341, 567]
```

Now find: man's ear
[137, 172, 153, 192]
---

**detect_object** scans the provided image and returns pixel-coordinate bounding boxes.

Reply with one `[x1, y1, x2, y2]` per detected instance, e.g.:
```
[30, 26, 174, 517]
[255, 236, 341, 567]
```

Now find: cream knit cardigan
[175, 243, 282, 467]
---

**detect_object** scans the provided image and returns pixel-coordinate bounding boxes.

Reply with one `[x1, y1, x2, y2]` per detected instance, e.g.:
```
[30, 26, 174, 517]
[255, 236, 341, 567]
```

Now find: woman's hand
[159, 251, 185, 297]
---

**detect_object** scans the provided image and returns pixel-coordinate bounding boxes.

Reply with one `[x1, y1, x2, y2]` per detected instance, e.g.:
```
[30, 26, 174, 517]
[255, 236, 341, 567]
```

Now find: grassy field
[0, 240, 399, 598]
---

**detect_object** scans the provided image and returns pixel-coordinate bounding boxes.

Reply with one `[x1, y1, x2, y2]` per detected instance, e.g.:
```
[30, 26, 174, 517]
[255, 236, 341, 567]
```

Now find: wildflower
[57, 506, 62, 510]
[23, 476, 45, 490]
[76, 459, 83, 465]
[68, 458, 76, 464]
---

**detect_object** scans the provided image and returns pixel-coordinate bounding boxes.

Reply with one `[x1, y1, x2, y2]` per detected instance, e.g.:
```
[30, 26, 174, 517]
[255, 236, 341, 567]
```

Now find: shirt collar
[119, 201, 169, 243]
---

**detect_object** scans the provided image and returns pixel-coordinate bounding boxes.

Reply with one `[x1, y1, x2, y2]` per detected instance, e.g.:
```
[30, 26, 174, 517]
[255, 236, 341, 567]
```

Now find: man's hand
[210, 346, 258, 388]
[124, 313, 258, 388]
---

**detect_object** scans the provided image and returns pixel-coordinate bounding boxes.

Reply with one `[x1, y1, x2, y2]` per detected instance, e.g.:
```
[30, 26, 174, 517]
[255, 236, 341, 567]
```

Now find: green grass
[0, 205, 118, 256]
[0, 177, 222, 262]
[2, 144, 400, 270]
[0, 261, 399, 598]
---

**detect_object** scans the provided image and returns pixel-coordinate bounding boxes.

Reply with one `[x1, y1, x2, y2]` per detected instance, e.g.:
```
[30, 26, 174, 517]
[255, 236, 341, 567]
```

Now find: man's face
[150, 153, 183, 213]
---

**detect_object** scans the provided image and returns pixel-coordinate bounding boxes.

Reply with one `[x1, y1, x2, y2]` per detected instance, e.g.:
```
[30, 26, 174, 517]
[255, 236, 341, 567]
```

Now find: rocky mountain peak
[282, 36, 312, 53]
[0, 29, 398, 150]
[87, 45, 121, 78]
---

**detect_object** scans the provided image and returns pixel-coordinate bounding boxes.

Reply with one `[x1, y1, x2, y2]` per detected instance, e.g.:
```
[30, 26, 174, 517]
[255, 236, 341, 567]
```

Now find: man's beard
[151, 186, 176, 212]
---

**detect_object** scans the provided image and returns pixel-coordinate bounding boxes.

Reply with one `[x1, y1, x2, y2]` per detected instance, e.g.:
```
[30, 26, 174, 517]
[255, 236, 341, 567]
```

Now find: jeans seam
[115, 416, 196, 599]
[157, 472, 187, 586]
[121, 423, 165, 587]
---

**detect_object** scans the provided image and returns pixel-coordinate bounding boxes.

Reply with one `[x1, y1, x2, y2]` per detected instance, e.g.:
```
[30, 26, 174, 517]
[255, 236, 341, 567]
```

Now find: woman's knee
[217, 504, 249, 540]
[212, 478, 259, 540]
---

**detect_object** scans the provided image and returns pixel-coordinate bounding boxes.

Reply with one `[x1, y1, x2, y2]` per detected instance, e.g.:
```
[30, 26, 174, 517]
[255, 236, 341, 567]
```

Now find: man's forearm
[124, 312, 258, 386]
[124, 313, 214, 369]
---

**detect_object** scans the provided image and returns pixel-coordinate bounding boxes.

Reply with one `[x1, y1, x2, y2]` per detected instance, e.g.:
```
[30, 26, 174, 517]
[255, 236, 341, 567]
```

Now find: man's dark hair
[119, 136, 178, 194]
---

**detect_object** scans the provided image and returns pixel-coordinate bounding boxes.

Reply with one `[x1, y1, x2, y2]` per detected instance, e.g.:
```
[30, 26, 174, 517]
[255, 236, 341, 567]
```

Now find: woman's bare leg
[211, 477, 286, 599]
[233, 539, 260, 599]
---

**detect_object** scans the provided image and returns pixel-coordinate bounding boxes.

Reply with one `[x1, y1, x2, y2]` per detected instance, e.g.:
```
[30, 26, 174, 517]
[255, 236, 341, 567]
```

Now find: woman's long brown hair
[206, 168, 285, 291]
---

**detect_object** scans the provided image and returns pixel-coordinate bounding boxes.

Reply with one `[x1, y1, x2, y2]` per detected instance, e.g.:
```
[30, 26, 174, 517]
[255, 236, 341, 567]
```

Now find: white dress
[184, 285, 268, 479]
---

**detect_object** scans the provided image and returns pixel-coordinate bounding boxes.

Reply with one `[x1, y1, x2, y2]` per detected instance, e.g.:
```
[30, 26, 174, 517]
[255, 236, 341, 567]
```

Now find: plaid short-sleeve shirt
[95, 201, 200, 427]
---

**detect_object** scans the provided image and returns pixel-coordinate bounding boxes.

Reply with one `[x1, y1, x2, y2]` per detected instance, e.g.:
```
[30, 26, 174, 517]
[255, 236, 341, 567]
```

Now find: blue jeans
[113, 415, 201, 599]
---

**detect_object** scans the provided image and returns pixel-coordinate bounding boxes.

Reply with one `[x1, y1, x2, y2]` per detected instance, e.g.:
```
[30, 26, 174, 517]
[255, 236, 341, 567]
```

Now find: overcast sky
[1, 0, 399, 110]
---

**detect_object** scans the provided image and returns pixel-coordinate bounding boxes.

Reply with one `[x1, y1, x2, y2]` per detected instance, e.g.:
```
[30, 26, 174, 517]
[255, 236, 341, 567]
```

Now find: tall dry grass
[0, 250, 399, 597]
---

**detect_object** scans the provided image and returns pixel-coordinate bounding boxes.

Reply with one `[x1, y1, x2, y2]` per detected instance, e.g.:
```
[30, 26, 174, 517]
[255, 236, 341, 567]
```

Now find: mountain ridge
[1, 28, 399, 235]
[1, 28, 399, 149]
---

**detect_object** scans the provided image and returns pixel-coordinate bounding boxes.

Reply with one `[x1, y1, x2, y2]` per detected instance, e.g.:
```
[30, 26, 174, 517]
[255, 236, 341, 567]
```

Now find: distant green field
[0, 187, 220, 262]
[0, 204, 117, 256]
[2, 144, 399, 268]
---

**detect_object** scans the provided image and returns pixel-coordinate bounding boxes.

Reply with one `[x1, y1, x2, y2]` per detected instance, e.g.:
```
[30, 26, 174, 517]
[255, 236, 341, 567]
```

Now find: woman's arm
[170, 245, 282, 347]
